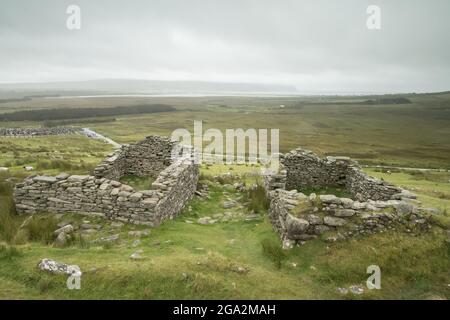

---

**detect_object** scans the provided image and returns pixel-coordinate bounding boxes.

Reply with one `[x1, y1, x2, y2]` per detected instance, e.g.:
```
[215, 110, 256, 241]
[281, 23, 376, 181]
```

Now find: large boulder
[285, 214, 309, 238]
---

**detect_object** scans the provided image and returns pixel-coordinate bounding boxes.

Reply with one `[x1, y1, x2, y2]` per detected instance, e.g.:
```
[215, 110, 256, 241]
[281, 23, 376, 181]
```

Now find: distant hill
[0, 79, 298, 96]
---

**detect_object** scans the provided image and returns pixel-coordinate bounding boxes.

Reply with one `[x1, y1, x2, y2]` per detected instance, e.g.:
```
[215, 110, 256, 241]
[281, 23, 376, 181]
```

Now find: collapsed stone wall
[269, 189, 430, 248]
[14, 136, 199, 226]
[262, 168, 286, 193]
[282, 148, 401, 201]
[266, 147, 429, 247]
[0, 127, 78, 137]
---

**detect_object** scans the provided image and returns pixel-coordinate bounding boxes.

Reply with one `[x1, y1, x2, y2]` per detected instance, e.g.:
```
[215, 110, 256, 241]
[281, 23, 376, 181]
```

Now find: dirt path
[80, 128, 122, 149]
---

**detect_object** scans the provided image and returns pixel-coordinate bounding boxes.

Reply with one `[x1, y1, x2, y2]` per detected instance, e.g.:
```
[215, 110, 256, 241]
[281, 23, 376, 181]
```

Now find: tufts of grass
[64, 233, 91, 249]
[215, 173, 238, 185]
[0, 245, 22, 261]
[119, 175, 155, 191]
[36, 159, 96, 174]
[23, 215, 57, 244]
[308, 230, 450, 299]
[290, 200, 315, 217]
[261, 238, 286, 269]
[0, 172, 19, 243]
[298, 186, 352, 198]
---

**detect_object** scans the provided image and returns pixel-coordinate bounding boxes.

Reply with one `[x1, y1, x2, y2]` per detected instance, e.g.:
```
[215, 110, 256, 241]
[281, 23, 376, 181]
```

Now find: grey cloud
[0, 0, 449, 93]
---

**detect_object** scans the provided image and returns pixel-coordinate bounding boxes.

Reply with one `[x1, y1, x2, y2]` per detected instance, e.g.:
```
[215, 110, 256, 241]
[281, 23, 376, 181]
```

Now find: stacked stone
[13, 135, 199, 226]
[0, 127, 78, 137]
[345, 167, 401, 201]
[154, 158, 199, 224]
[282, 148, 353, 191]
[94, 136, 178, 180]
[268, 189, 309, 244]
[269, 189, 431, 247]
[281, 147, 403, 202]
[262, 166, 287, 193]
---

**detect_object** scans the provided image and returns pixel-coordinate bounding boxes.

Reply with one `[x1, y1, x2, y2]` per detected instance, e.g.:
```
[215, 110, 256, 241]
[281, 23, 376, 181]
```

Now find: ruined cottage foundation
[264, 148, 430, 247]
[13, 136, 199, 226]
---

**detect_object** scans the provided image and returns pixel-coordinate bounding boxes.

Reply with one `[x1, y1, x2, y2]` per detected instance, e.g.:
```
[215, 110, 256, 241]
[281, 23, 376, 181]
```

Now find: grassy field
[0, 159, 449, 299]
[366, 168, 450, 212]
[1, 91, 449, 169]
[0, 135, 112, 176]
[0, 91, 449, 299]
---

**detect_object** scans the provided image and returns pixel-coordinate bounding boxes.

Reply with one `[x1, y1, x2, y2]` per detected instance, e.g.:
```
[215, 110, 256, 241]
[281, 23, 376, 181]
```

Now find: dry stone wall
[269, 189, 431, 248]
[282, 148, 402, 201]
[94, 136, 177, 180]
[266, 147, 429, 247]
[0, 127, 78, 137]
[14, 136, 199, 226]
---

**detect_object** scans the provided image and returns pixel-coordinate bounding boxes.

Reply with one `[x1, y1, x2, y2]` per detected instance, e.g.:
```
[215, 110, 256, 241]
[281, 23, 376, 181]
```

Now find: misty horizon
[1, 0, 449, 94]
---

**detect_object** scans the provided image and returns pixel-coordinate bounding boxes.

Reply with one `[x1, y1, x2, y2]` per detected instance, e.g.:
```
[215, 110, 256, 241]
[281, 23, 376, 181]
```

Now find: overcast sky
[0, 0, 449, 93]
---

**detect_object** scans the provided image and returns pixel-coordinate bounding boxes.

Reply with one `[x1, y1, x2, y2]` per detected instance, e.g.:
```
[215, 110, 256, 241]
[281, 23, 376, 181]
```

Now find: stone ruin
[13, 136, 199, 226]
[12, 136, 433, 247]
[264, 148, 432, 248]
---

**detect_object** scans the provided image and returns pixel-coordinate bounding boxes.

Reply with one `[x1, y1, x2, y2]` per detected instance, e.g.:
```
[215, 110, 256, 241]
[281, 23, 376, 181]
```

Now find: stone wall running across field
[263, 147, 429, 247]
[13, 136, 199, 226]
[0, 127, 78, 137]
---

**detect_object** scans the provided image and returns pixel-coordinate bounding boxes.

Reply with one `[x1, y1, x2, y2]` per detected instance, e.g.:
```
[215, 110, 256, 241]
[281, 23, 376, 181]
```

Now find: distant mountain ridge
[0, 79, 298, 95]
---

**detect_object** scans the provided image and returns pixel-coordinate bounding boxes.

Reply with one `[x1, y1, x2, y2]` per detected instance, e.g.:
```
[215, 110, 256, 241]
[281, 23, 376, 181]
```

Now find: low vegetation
[243, 184, 269, 214]
[42, 117, 116, 127]
[0, 92, 449, 299]
[0, 161, 448, 299]
[298, 186, 352, 198]
[119, 175, 155, 191]
[0, 104, 175, 121]
[261, 238, 287, 269]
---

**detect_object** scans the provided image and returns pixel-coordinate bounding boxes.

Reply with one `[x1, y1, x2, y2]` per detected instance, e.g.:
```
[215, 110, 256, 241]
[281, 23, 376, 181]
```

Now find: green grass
[298, 186, 352, 198]
[0, 165, 448, 299]
[119, 175, 155, 191]
[0, 209, 447, 299]
[261, 238, 287, 269]
[0, 92, 449, 299]
[366, 168, 450, 212]
[1, 92, 449, 168]
[0, 135, 112, 176]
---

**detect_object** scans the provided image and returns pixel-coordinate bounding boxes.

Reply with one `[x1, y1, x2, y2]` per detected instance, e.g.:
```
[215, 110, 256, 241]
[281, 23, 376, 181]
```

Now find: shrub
[261, 238, 286, 269]
[0, 172, 18, 243]
[0, 198, 18, 243]
[24, 215, 57, 244]
[66, 234, 90, 249]
[0, 175, 14, 196]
